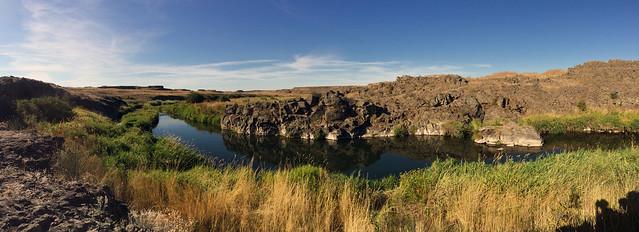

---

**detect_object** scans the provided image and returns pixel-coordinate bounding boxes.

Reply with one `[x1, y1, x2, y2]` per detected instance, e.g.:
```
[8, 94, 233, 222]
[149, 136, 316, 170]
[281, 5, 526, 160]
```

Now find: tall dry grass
[122, 167, 374, 232]
[42, 108, 639, 231]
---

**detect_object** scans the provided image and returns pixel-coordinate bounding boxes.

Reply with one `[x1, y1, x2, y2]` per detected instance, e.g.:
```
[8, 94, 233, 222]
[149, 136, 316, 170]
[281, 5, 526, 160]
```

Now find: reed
[42, 107, 639, 231]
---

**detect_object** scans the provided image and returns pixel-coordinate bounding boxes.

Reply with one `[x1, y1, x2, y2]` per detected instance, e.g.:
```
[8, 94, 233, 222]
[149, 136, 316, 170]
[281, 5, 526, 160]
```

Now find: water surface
[153, 115, 637, 178]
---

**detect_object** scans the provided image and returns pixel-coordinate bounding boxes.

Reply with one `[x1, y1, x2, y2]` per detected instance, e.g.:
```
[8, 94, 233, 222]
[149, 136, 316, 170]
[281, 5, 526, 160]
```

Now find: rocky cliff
[221, 60, 639, 146]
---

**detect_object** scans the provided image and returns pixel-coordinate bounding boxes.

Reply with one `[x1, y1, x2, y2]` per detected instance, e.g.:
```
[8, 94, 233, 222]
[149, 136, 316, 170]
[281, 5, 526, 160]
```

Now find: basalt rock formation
[222, 76, 486, 140]
[222, 60, 639, 146]
[222, 91, 398, 139]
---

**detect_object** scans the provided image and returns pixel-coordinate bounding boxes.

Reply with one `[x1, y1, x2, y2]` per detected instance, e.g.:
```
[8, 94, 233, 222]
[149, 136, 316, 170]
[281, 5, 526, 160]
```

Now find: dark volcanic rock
[222, 91, 397, 139]
[222, 76, 487, 140]
[0, 130, 140, 231]
[0, 76, 127, 120]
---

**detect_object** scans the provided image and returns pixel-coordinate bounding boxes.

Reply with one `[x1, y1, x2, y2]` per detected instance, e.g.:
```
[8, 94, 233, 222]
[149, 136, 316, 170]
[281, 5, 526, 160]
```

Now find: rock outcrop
[0, 76, 127, 120]
[222, 76, 486, 140]
[222, 91, 397, 139]
[0, 130, 139, 231]
[473, 123, 543, 147]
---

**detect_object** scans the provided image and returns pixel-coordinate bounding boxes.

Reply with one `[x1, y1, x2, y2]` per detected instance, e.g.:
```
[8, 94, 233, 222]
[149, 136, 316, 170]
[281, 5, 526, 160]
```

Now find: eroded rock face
[474, 123, 543, 147]
[222, 91, 396, 139]
[222, 82, 487, 140]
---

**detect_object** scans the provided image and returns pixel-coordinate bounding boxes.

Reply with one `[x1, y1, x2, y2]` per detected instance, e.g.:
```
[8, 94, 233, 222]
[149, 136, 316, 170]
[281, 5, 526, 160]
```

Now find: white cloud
[0, 0, 487, 90]
[471, 64, 493, 68]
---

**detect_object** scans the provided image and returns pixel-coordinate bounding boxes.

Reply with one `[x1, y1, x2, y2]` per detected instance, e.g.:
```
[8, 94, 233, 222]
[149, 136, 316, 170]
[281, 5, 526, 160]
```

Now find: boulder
[474, 123, 543, 147]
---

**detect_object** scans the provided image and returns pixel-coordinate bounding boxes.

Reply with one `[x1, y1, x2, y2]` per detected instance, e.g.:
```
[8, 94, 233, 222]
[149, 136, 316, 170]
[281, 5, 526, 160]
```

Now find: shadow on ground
[558, 191, 639, 232]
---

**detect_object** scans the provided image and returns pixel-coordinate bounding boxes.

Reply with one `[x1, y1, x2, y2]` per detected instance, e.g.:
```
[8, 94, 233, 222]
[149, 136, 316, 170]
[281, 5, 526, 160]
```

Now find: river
[152, 114, 637, 178]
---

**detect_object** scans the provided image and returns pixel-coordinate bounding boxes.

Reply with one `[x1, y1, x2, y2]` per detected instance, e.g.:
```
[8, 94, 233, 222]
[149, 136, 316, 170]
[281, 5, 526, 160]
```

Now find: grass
[521, 110, 639, 134]
[38, 106, 639, 231]
[15, 97, 74, 127]
[160, 102, 223, 128]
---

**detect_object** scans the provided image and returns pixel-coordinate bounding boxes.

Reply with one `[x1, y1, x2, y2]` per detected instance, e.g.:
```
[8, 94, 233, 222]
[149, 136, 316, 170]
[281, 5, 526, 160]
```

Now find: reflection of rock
[474, 123, 543, 147]
[221, 130, 547, 172]
[221, 132, 385, 171]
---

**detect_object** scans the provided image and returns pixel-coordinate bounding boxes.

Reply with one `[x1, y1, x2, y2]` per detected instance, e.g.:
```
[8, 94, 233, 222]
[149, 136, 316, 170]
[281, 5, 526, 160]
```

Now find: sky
[0, 0, 637, 90]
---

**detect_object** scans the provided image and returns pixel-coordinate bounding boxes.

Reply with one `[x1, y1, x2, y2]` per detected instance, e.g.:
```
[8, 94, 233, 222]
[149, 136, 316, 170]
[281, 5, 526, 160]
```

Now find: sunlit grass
[521, 110, 639, 134]
[40, 107, 639, 231]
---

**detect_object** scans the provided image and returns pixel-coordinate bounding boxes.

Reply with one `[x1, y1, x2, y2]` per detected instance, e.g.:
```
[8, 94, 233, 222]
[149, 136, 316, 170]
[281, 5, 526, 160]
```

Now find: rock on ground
[0, 130, 141, 231]
[474, 123, 543, 147]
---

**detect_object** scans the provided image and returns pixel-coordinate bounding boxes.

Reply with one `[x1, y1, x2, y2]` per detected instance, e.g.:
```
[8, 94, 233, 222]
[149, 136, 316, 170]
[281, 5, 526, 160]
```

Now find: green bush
[185, 92, 205, 103]
[16, 97, 74, 124]
[152, 137, 207, 170]
[393, 125, 410, 137]
[160, 102, 222, 128]
[288, 165, 324, 190]
[119, 108, 159, 131]
[577, 101, 588, 112]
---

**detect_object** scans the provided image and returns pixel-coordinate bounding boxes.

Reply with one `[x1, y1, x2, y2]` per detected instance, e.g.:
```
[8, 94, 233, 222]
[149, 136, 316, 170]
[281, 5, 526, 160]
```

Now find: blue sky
[0, 0, 637, 90]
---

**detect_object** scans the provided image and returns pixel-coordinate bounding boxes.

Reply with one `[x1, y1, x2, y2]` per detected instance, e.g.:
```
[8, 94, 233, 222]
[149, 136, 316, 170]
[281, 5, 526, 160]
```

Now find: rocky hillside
[0, 76, 127, 121]
[222, 60, 639, 145]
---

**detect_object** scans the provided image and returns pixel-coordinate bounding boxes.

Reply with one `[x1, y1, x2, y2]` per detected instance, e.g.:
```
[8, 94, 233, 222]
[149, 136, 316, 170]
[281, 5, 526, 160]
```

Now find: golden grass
[43, 109, 639, 231]
[120, 167, 374, 232]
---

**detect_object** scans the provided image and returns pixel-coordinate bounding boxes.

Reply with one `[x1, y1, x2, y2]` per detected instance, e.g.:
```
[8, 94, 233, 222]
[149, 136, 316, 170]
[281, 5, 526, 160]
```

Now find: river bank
[34, 106, 639, 231]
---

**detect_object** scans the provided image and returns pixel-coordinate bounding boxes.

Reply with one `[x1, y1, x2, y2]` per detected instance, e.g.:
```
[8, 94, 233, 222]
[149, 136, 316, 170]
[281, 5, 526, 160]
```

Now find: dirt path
[0, 130, 139, 231]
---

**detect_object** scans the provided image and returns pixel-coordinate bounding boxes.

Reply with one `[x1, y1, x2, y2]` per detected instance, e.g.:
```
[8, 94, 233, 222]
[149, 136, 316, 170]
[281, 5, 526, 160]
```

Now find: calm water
[153, 114, 637, 178]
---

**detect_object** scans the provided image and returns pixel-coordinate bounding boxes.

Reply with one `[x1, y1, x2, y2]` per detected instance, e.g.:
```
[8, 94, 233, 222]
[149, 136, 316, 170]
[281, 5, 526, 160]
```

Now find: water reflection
[153, 115, 636, 178]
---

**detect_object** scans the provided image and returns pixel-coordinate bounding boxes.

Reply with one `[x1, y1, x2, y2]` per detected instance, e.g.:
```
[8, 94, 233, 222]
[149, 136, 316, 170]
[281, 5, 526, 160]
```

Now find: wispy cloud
[0, 0, 489, 90]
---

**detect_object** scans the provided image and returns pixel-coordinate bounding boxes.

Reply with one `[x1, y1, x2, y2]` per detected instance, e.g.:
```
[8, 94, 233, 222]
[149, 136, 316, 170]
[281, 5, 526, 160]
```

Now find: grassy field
[38, 106, 639, 231]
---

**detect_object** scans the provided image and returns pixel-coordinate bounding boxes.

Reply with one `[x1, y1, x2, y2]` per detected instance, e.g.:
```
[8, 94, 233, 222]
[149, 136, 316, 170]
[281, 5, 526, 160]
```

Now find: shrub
[577, 101, 588, 112]
[152, 137, 207, 170]
[442, 121, 467, 138]
[16, 97, 74, 124]
[288, 165, 324, 190]
[120, 109, 159, 131]
[393, 125, 410, 137]
[312, 129, 326, 141]
[185, 92, 205, 103]
[610, 92, 620, 100]
[160, 103, 222, 128]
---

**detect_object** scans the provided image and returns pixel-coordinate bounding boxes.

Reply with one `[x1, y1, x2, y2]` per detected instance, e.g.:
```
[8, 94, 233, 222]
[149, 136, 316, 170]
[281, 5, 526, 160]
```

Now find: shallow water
[153, 114, 637, 178]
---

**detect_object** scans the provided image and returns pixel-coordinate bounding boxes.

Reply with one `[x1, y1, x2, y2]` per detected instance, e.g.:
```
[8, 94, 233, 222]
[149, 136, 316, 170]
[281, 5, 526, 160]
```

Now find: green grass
[521, 111, 639, 134]
[16, 97, 74, 126]
[44, 108, 205, 172]
[160, 102, 222, 128]
[119, 107, 159, 131]
[37, 105, 639, 231]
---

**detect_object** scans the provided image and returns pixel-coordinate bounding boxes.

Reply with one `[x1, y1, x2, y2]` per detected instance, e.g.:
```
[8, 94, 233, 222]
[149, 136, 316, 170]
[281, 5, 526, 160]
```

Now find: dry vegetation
[38, 107, 639, 232]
